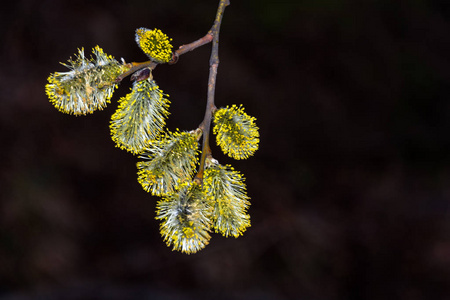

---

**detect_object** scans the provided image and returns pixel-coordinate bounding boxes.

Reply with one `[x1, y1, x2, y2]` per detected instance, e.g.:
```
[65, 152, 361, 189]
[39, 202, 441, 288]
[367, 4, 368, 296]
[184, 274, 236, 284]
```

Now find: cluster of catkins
[45, 28, 259, 254]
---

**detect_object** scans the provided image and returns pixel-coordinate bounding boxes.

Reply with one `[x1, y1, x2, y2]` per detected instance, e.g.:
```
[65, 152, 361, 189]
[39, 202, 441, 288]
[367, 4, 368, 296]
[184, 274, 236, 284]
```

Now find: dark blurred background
[1, 0, 450, 299]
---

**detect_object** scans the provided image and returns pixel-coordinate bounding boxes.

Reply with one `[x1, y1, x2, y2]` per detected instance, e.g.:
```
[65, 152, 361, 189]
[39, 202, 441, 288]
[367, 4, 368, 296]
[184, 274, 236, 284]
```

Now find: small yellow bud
[135, 28, 173, 64]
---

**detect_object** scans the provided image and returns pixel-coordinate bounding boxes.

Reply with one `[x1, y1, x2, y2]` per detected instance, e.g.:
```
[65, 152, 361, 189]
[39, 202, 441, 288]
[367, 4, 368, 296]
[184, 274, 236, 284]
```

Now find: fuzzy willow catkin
[213, 105, 260, 159]
[136, 131, 199, 196]
[156, 181, 213, 254]
[204, 162, 251, 237]
[46, 46, 128, 115]
[135, 28, 173, 64]
[110, 78, 170, 154]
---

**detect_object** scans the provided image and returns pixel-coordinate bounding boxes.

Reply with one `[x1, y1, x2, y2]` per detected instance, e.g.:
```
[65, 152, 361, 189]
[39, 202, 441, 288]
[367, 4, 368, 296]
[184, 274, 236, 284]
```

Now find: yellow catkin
[213, 105, 260, 159]
[204, 163, 251, 238]
[45, 46, 128, 115]
[110, 78, 170, 154]
[135, 28, 173, 63]
[136, 131, 199, 196]
[156, 181, 213, 254]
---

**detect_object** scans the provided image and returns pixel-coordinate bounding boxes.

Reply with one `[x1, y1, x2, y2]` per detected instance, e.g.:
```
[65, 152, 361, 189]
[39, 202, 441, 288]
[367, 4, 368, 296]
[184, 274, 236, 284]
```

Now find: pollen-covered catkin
[46, 46, 128, 115]
[135, 28, 173, 64]
[136, 130, 199, 196]
[110, 77, 170, 154]
[204, 162, 251, 237]
[213, 105, 260, 159]
[156, 181, 213, 254]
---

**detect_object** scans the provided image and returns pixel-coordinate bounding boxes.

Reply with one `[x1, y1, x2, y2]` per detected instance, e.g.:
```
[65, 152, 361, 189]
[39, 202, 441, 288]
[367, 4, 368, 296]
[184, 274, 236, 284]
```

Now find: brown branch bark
[195, 0, 230, 183]
[169, 33, 213, 65]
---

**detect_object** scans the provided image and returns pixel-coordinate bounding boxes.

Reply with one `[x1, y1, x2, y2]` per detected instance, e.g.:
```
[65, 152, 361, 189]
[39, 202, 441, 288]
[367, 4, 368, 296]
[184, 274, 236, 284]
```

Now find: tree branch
[169, 33, 213, 65]
[114, 0, 230, 184]
[195, 0, 230, 183]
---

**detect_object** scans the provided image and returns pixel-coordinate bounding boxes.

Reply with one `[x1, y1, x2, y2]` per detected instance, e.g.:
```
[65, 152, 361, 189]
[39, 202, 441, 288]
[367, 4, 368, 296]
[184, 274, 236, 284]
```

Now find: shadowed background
[1, 0, 450, 299]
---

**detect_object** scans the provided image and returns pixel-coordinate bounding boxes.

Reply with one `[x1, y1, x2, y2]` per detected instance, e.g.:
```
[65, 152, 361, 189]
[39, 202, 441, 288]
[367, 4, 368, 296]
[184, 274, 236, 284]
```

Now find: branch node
[168, 52, 179, 65]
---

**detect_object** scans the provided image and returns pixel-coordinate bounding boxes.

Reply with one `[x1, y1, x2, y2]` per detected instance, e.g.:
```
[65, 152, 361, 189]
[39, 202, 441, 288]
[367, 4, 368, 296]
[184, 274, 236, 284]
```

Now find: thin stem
[169, 33, 214, 65]
[195, 0, 229, 183]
